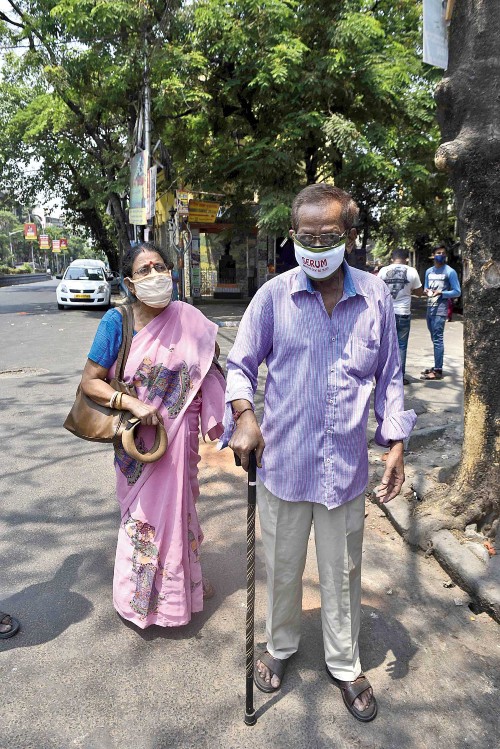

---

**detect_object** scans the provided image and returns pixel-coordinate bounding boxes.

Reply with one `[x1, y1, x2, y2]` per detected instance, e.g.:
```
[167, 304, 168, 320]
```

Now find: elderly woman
[81, 243, 225, 628]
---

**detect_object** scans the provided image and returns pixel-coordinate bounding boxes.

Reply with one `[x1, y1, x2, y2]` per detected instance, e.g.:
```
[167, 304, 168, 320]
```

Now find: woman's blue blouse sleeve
[88, 308, 123, 369]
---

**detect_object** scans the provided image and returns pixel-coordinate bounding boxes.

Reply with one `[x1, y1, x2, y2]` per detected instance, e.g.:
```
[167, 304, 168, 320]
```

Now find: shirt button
[326, 428, 332, 434]
[328, 398, 334, 404]
[331, 336, 336, 342]
[325, 458, 331, 463]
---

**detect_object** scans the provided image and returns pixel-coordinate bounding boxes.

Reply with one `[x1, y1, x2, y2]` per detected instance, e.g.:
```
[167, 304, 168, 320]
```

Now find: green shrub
[17, 263, 33, 274]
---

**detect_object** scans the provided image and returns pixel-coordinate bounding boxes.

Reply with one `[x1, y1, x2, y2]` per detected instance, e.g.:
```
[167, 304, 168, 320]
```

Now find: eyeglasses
[292, 232, 347, 250]
[132, 262, 168, 279]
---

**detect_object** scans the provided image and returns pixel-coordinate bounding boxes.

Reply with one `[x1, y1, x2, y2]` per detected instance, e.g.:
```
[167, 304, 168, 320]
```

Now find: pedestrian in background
[224, 184, 416, 722]
[378, 248, 423, 384]
[421, 245, 461, 381]
[80, 243, 225, 629]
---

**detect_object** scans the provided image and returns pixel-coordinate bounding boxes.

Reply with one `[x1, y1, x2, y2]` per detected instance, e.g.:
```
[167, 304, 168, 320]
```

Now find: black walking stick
[235, 451, 258, 726]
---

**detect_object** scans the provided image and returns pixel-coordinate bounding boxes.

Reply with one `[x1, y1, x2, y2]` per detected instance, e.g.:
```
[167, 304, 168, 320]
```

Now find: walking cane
[235, 451, 258, 726]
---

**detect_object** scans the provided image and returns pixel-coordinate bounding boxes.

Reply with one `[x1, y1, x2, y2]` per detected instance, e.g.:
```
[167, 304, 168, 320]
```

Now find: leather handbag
[63, 305, 168, 462]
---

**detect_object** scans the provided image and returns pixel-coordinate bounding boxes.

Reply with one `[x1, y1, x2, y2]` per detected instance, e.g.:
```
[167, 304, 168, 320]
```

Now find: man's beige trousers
[257, 479, 365, 680]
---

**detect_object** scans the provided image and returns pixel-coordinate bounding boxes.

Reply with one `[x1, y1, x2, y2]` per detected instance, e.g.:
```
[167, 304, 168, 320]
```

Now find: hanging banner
[176, 190, 190, 217]
[147, 166, 157, 220]
[129, 150, 148, 225]
[423, 0, 449, 69]
[188, 200, 220, 224]
[52, 239, 61, 253]
[60, 237, 68, 250]
[24, 223, 38, 241]
[39, 234, 50, 250]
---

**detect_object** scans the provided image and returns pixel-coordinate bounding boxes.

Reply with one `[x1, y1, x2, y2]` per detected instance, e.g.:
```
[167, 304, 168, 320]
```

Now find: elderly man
[223, 184, 416, 722]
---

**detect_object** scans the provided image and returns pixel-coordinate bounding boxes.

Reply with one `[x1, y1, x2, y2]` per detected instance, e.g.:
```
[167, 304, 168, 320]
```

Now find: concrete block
[431, 529, 500, 622]
[407, 425, 448, 450]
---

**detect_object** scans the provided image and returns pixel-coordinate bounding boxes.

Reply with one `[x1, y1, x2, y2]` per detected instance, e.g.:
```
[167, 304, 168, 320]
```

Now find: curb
[379, 498, 500, 623]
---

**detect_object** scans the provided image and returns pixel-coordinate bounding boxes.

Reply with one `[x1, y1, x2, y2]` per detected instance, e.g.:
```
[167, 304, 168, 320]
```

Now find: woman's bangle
[233, 407, 254, 422]
[109, 391, 119, 409]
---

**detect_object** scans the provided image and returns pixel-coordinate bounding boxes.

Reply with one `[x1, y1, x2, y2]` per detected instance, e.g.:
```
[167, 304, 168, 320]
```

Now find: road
[0, 280, 498, 749]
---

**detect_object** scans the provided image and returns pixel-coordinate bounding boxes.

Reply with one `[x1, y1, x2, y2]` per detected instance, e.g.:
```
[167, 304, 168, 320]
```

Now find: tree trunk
[107, 192, 132, 265]
[435, 0, 500, 535]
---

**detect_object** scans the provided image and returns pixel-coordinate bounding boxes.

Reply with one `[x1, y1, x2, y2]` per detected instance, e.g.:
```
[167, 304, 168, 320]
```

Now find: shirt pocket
[347, 336, 379, 381]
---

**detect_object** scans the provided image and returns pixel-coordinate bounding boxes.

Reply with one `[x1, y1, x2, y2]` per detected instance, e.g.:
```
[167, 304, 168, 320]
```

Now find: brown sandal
[254, 651, 289, 693]
[326, 666, 378, 722]
[420, 370, 443, 380]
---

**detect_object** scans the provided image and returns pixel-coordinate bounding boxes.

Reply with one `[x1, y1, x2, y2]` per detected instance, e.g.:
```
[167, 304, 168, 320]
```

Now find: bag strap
[115, 304, 134, 380]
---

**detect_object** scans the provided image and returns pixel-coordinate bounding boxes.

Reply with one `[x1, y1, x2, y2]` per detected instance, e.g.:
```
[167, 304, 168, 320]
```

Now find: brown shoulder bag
[63, 305, 167, 462]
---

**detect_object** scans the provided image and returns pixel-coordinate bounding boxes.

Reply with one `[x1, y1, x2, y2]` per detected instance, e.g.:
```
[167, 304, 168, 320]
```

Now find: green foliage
[0, 0, 453, 261]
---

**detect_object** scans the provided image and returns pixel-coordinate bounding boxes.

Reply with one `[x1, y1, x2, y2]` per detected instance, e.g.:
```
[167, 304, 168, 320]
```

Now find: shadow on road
[0, 553, 94, 650]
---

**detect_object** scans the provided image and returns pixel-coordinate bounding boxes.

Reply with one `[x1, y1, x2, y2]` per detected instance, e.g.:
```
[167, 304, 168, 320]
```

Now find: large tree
[159, 0, 450, 256]
[434, 0, 500, 534]
[0, 0, 177, 269]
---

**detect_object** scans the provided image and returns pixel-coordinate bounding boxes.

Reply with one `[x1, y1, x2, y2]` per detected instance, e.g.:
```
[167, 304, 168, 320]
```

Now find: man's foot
[254, 651, 289, 693]
[0, 612, 20, 639]
[420, 369, 443, 380]
[326, 667, 377, 722]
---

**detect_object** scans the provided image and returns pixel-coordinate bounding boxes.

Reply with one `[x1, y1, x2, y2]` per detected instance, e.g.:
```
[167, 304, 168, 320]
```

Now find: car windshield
[64, 267, 105, 281]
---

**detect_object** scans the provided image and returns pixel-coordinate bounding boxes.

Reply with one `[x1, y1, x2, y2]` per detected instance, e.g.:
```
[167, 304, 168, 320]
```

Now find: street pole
[143, 32, 152, 244]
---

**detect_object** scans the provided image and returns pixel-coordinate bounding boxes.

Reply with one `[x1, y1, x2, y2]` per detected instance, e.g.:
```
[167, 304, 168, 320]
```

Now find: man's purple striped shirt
[222, 262, 417, 509]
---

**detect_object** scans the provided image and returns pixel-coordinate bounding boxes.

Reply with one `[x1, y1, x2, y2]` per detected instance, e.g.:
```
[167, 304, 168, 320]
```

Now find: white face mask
[294, 241, 345, 280]
[130, 273, 173, 308]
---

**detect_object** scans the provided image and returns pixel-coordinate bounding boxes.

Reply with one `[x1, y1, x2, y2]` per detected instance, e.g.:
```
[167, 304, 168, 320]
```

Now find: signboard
[52, 239, 61, 253]
[423, 0, 449, 69]
[147, 166, 157, 220]
[24, 223, 37, 241]
[60, 237, 68, 250]
[176, 190, 190, 217]
[39, 234, 50, 250]
[129, 150, 148, 225]
[188, 200, 220, 224]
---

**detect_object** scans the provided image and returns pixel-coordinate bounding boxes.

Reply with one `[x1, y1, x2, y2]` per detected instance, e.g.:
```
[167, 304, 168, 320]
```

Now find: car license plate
[74, 294, 91, 299]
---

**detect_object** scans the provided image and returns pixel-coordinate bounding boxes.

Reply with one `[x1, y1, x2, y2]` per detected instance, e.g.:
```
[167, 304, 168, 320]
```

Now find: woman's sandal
[0, 612, 20, 640]
[202, 577, 215, 600]
[254, 651, 289, 693]
[326, 666, 378, 722]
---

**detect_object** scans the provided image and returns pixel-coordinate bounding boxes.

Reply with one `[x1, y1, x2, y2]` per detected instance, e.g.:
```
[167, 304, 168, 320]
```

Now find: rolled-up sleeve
[219, 287, 274, 447]
[373, 291, 417, 446]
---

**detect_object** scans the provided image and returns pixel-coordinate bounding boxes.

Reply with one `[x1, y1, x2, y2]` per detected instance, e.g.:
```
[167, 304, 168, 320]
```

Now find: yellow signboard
[188, 200, 220, 224]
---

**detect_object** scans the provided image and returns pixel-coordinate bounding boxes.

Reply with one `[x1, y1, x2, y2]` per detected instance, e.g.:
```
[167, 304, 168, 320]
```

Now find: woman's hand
[123, 395, 164, 426]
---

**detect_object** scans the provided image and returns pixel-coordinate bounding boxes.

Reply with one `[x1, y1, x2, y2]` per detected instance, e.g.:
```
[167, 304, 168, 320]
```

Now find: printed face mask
[294, 241, 346, 280]
[130, 273, 173, 308]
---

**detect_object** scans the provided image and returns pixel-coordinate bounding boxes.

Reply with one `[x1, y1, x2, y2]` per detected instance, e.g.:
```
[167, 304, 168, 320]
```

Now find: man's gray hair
[291, 184, 359, 231]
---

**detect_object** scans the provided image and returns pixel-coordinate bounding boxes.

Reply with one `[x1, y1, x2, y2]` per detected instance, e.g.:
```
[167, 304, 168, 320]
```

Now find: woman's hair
[122, 242, 169, 278]
[291, 184, 359, 232]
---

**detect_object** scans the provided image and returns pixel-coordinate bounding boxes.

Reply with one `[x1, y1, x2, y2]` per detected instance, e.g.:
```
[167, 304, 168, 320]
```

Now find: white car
[56, 260, 111, 310]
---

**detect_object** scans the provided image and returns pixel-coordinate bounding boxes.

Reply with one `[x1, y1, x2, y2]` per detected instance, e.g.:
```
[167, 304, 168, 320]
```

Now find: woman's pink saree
[108, 302, 224, 628]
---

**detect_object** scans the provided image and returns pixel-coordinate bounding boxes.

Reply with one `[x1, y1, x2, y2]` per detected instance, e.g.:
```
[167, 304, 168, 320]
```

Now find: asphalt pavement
[0, 280, 498, 749]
